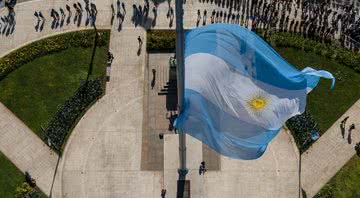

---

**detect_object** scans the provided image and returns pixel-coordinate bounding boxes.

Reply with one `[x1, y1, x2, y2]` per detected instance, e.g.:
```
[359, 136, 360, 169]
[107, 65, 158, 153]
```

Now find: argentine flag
[174, 24, 335, 160]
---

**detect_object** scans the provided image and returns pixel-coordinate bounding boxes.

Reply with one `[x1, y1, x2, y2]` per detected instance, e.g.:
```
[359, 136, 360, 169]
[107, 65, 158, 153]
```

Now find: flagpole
[175, 0, 188, 189]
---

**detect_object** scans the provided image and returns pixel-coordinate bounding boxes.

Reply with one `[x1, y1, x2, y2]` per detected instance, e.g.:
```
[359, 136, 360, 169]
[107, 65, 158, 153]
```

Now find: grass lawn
[277, 47, 360, 197]
[275, 47, 360, 134]
[0, 46, 107, 140]
[315, 156, 360, 198]
[0, 152, 24, 197]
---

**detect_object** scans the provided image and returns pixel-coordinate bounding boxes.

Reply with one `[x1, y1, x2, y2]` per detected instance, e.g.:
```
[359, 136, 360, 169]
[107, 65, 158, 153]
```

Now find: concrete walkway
[3, 0, 353, 197]
[0, 0, 112, 196]
[301, 99, 360, 197]
[52, 25, 163, 197]
[0, 0, 112, 57]
[0, 103, 58, 195]
[50, 1, 300, 197]
[163, 129, 300, 198]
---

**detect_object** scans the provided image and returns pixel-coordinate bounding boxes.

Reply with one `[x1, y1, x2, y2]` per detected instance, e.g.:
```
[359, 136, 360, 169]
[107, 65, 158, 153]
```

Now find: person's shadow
[39, 19, 45, 32]
[51, 17, 56, 29]
[117, 14, 123, 32]
[2, 23, 7, 35]
[9, 21, 15, 35]
[348, 124, 356, 144]
[131, 4, 137, 26]
[73, 13, 78, 24]
[66, 12, 71, 25]
[122, 2, 126, 15]
[168, 8, 174, 28]
[137, 40, 142, 56]
[151, 69, 156, 89]
[111, 4, 115, 25]
[60, 16, 65, 28]
[34, 12, 40, 31]
[85, 15, 90, 26]
[77, 13, 83, 27]
[35, 19, 40, 32]
[348, 130, 352, 144]
[152, 7, 157, 27]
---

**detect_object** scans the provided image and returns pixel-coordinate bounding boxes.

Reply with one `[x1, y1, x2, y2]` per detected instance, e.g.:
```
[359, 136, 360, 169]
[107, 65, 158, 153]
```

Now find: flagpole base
[177, 169, 189, 198]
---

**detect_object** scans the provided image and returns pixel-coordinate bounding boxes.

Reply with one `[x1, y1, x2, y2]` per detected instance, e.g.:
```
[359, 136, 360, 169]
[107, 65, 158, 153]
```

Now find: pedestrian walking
[340, 116, 349, 138]
[138, 36, 143, 46]
[161, 189, 166, 198]
[199, 161, 207, 175]
[137, 36, 143, 55]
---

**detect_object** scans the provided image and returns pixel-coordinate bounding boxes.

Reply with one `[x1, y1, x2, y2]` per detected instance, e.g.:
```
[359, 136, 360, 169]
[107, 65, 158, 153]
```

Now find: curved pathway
[0, 0, 112, 57]
[1, 0, 300, 197]
[0, 0, 113, 195]
[53, 1, 300, 197]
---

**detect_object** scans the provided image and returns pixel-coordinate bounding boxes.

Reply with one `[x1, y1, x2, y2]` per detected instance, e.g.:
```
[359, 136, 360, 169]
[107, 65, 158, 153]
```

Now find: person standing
[199, 161, 207, 175]
[161, 189, 166, 198]
[138, 36, 143, 46]
[340, 116, 349, 138]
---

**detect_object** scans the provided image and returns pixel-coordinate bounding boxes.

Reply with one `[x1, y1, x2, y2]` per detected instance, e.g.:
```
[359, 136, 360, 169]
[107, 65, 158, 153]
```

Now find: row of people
[196, 0, 360, 50]
[0, 0, 15, 36]
[33, 0, 98, 32]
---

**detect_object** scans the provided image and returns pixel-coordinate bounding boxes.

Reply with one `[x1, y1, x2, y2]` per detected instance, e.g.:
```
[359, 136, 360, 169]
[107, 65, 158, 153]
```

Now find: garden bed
[0, 30, 109, 142]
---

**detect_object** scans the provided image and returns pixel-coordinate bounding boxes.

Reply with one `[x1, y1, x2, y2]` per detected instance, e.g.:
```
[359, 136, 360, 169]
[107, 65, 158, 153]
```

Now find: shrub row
[147, 30, 176, 51]
[286, 112, 320, 153]
[15, 183, 43, 198]
[45, 78, 104, 151]
[0, 30, 110, 80]
[265, 32, 360, 72]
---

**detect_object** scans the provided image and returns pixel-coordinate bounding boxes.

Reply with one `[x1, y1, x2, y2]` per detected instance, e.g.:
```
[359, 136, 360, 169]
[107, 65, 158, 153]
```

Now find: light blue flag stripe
[175, 24, 335, 160]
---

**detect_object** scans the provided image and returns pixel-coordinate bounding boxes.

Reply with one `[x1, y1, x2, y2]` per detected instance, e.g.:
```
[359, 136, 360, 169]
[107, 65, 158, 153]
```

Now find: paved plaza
[0, 103, 58, 195]
[0, 0, 359, 197]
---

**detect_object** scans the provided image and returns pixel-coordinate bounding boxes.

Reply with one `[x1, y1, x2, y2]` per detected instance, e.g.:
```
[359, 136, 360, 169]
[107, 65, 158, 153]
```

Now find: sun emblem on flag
[246, 92, 270, 115]
[250, 98, 266, 109]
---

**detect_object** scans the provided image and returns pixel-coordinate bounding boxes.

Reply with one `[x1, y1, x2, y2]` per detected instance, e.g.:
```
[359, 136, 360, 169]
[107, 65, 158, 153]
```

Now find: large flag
[174, 24, 335, 160]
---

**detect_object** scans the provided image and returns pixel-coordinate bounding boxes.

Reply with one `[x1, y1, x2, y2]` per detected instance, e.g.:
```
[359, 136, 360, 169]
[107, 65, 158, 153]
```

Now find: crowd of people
[36, 0, 98, 31]
[0, 0, 16, 36]
[2, 0, 358, 50]
[110, 0, 176, 31]
[196, 0, 360, 50]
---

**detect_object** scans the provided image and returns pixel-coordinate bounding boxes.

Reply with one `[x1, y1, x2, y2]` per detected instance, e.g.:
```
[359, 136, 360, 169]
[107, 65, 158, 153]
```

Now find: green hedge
[0, 30, 110, 81]
[264, 32, 360, 73]
[286, 112, 319, 153]
[45, 78, 104, 151]
[147, 30, 176, 51]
